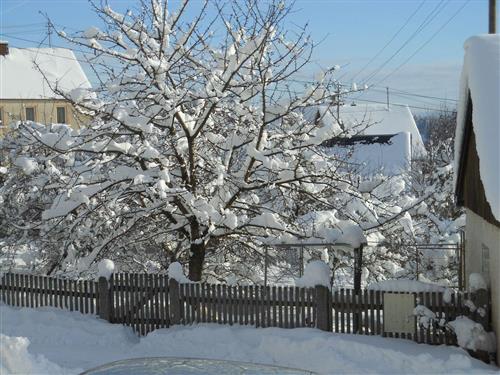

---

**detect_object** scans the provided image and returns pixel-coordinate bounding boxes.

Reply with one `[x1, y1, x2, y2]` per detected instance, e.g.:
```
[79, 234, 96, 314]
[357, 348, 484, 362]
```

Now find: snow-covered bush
[414, 304, 439, 329]
[448, 316, 496, 352]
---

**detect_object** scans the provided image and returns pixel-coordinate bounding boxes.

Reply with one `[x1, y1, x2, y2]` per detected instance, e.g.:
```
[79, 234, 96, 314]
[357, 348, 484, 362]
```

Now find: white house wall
[465, 208, 500, 361]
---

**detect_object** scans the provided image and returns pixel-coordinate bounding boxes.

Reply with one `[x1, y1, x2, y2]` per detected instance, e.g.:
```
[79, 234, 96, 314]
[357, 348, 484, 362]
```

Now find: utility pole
[336, 83, 341, 122]
[335, 83, 345, 130]
[386, 87, 390, 109]
[489, 0, 496, 34]
[47, 20, 52, 47]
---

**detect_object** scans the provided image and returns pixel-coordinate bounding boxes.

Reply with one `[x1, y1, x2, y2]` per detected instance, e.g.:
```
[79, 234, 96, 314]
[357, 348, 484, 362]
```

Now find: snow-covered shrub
[414, 304, 439, 329]
[448, 316, 496, 352]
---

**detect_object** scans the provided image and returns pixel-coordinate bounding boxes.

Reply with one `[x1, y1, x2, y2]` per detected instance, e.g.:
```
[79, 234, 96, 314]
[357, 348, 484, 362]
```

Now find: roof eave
[455, 93, 473, 206]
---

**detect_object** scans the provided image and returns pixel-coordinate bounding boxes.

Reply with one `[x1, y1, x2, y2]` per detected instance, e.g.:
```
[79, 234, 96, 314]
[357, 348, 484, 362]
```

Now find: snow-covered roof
[454, 35, 500, 222]
[306, 104, 426, 158]
[323, 132, 411, 176]
[0, 47, 91, 99]
[339, 104, 426, 157]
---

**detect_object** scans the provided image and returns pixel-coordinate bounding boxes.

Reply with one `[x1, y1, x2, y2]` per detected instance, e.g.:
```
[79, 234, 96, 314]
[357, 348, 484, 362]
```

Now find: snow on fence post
[315, 285, 332, 331]
[97, 276, 112, 322]
[169, 278, 181, 325]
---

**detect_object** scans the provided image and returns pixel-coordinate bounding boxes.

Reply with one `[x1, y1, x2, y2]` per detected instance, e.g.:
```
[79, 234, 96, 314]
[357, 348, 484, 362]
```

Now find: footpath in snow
[0, 303, 497, 374]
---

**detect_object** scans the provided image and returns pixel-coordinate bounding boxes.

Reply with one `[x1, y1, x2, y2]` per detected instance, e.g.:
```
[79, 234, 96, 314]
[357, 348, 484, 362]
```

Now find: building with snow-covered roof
[307, 103, 425, 176]
[454, 34, 500, 364]
[338, 103, 426, 158]
[322, 132, 412, 176]
[0, 42, 91, 135]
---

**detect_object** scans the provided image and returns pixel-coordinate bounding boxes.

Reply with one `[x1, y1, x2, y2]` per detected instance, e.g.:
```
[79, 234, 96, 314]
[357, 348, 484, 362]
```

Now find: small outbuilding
[307, 103, 426, 176]
[454, 34, 500, 363]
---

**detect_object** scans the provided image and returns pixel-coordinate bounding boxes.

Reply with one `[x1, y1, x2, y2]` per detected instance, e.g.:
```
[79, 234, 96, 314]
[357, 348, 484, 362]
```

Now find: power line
[361, 0, 449, 86]
[1, 33, 460, 111]
[0, 29, 47, 36]
[373, 0, 470, 87]
[386, 92, 455, 107]
[0, 33, 92, 55]
[369, 86, 457, 102]
[4, 42, 125, 77]
[1, 23, 46, 29]
[0, 33, 126, 69]
[349, 0, 426, 83]
[346, 97, 456, 113]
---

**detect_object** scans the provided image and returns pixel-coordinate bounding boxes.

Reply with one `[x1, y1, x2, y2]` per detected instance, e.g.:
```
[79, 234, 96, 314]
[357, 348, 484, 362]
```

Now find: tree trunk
[188, 242, 206, 281]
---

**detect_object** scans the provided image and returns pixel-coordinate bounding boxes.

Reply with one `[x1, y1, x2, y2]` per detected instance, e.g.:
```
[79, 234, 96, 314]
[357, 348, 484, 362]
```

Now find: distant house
[308, 103, 426, 176]
[0, 41, 91, 135]
[322, 133, 412, 176]
[454, 34, 500, 362]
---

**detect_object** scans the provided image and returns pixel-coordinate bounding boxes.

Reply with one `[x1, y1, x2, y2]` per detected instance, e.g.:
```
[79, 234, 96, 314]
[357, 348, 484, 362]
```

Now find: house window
[56, 106, 66, 124]
[25, 107, 35, 122]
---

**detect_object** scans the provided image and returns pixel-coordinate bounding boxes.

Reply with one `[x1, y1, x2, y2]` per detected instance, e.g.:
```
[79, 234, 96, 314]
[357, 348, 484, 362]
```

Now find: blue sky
[0, 0, 494, 113]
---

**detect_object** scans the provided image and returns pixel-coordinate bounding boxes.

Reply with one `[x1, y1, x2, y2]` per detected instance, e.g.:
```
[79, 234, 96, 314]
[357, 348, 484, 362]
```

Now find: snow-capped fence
[0, 272, 484, 347]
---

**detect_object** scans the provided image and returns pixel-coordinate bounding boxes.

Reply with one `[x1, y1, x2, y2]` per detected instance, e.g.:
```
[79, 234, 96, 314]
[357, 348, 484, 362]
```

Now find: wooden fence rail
[0, 272, 483, 348]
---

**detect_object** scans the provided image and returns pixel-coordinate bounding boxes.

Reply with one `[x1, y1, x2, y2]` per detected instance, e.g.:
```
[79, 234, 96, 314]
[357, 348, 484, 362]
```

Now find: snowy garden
[0, 0, 499, 373]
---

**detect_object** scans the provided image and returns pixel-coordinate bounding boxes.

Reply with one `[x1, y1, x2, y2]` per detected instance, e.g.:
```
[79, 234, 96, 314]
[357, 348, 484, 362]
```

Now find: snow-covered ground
[1, 304, 497, 374]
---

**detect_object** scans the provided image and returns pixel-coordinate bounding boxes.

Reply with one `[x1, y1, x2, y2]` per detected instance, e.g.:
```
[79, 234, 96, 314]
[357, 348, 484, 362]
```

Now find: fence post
[97, 276, 112, 322]
[315, 285, 331, 331]
[169, 278, 181, 325]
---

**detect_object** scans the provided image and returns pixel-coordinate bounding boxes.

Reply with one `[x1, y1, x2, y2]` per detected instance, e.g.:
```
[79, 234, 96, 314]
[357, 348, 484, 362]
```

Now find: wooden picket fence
[0, 272, 479, 347]
[108, 273, 170, 336]
[330, 289, 471, 345]
[1, 273, 98, 314]
[174, 282, 318, 329]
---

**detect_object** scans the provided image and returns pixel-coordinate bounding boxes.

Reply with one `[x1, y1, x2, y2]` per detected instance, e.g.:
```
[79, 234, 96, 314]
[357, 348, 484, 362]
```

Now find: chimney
[0, 41, 8, 56]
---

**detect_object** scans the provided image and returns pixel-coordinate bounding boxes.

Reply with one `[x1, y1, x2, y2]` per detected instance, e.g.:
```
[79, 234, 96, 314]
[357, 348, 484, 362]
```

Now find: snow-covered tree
[358, 111, 464, 286]
[0, 2, 462, 286]
[1, 0, 372, 280]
